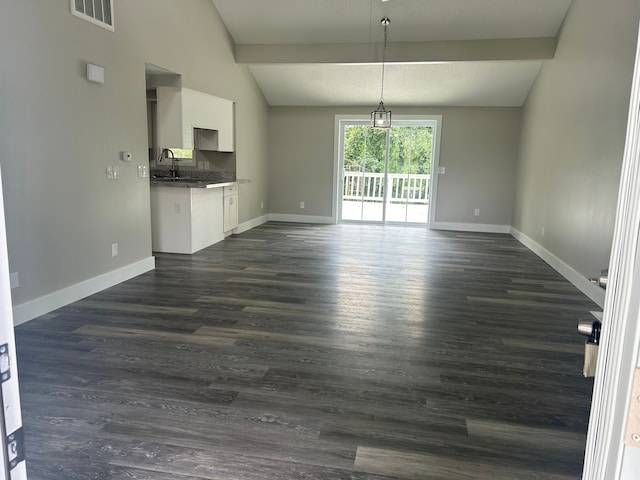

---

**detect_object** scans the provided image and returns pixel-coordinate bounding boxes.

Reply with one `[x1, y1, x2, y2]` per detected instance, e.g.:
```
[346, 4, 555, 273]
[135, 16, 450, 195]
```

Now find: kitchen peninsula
[150, 174, 237, 254]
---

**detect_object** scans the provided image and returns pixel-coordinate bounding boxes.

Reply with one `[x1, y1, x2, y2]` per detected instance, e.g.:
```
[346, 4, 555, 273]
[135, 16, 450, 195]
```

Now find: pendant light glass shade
[371, 17, 391, 129]
[371, 101, 392, 129]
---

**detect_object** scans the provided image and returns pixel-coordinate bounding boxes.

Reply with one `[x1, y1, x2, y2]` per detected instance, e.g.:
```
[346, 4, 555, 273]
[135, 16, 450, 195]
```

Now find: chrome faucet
[158, 148, 179, 178]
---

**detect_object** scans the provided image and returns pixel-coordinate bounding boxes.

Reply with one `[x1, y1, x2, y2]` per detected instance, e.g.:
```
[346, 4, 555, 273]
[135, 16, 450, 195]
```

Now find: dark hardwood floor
[15, 223, 596, 479]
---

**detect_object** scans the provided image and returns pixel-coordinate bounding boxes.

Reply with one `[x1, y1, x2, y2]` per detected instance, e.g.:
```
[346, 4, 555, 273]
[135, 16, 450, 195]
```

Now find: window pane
[94, 0, 103, 22]
[74, 0, 85, 14]
[85, 0, 94, 17]
[103, 0, 112, 25]
[172, 149, 193, 160]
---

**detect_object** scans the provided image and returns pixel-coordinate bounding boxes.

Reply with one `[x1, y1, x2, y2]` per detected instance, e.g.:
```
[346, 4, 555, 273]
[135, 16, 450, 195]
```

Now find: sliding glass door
[340, 120, 434, 224]
[386, 125, 433, 223]
[341, 125, 387, 222]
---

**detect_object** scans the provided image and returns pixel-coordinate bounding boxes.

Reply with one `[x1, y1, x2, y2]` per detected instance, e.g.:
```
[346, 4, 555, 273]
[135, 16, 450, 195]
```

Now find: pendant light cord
[380, 18, 389, 106]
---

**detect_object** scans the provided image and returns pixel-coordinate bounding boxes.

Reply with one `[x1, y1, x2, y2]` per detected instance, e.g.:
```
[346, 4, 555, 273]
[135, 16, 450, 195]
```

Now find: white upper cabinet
[156, 87, 235, 152]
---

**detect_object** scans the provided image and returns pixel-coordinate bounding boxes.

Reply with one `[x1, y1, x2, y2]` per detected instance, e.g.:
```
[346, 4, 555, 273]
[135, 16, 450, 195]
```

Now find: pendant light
[371, 17, 391, 129]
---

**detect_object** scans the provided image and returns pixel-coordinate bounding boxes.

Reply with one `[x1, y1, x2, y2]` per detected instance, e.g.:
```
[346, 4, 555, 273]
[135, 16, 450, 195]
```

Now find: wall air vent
[70, 0, 114, 31]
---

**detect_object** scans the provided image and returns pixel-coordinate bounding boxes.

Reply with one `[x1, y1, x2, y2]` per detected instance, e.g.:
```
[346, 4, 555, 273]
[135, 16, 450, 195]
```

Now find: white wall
[0, 0, 269, 320]
[512, 0, 640, 280]
[269, 106, 521, 227]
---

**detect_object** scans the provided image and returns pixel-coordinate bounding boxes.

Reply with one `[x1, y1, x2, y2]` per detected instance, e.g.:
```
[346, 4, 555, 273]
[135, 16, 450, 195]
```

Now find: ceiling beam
[236, 37, 557, 64]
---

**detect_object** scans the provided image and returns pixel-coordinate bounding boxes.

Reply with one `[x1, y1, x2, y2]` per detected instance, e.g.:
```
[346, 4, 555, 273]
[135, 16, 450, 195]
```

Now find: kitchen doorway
[336, 116, 441, 225]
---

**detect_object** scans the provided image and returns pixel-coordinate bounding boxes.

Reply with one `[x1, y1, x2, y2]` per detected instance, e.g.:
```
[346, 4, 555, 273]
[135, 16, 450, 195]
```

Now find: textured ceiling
[210, 0, 572, 107]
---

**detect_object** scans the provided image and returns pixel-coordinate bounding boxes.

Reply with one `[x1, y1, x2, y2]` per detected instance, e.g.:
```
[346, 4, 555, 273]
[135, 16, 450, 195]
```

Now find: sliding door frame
[333, 114, 443, 226]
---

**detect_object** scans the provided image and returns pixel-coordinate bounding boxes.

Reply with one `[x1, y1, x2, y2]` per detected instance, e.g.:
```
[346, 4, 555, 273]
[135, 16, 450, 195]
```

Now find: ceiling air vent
[70, 0, 114, 31]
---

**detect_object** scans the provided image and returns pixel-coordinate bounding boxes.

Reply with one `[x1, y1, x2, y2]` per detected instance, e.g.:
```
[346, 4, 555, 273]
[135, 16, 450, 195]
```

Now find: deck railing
[343, 172, 431, 204]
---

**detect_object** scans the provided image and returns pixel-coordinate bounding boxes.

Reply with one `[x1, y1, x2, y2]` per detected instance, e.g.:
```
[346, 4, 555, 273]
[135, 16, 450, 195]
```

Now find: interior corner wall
[512, 0, 640, 279]
[0, 0, 269, 317]
[268, 106, 521, 227]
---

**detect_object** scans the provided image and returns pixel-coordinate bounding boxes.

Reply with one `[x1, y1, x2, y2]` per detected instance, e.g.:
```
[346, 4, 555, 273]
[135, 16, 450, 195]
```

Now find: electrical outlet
[9, 272, 19, 289]
[542, 227, 545, 237]
[474, 208, 480, 216]
[300, 201, 305, 209]
[261, 201, 264, 209]
[174, 203, 181, 214]
[111, 243, 118, 257]
[137, 165, 148, 178]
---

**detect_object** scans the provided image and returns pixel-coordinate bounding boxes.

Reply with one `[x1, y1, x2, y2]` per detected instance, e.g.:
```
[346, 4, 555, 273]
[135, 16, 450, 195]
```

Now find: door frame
[582, 16, 640, 479]
[0, 166, 27, 479]
[333, 114, 443, 226]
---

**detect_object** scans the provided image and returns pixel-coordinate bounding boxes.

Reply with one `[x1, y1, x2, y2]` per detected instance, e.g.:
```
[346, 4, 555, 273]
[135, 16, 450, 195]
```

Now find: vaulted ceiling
[210, 0, 572, 107]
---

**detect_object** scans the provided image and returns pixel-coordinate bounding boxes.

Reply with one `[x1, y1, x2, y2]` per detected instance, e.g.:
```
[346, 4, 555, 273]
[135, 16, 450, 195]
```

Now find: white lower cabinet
[151, 186, 224, 254]
[223, 185, 238, 233]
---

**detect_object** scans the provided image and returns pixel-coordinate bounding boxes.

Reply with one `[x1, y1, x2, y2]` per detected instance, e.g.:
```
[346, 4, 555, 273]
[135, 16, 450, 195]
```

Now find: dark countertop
[150, 178, 237, 189]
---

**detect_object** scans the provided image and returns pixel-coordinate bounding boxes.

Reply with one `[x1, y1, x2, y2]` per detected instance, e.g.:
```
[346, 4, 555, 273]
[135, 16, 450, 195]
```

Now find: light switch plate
[137, 165, 148, 178]
[438, 166, 446, 174]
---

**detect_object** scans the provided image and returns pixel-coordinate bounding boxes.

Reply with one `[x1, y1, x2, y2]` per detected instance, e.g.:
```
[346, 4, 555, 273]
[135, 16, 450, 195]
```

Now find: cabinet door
[216, 101, 235, 152]
[224, 195, 238, 232]
[156, 86, 185, 148]
[229, 195, 238, 229]
[223, 195, 231, 232]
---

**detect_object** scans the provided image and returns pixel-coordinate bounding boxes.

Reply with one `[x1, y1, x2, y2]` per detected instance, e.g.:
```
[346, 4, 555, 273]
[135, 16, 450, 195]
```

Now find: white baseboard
[269, 213, 335, 224]
[12, 256, 155, 326]
[234, 214, 270, 234]
[510, 227, 605, 308]
[430, 222, 511, 234]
